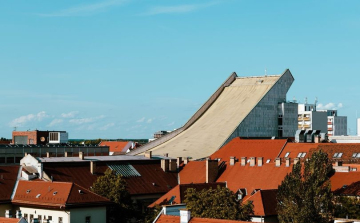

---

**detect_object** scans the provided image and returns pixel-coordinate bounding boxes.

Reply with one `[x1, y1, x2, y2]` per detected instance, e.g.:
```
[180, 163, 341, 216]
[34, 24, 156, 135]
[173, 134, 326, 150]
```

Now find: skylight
[285, 152, 290, 158]
[357, 153, 360, 158]
[333, 153, 343, 158]
[266, 159, 271, 163]
[352, 153, 357, 158]
[301, 153, 306, 158]
[36, 194, 41, 198]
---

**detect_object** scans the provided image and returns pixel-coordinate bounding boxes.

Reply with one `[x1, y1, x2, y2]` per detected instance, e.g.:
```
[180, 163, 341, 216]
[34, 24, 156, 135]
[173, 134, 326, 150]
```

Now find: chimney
[275, 158, 281, 167]
[15, 210, 22, 219]
[145, 151, 152, 159]
[230, 157, 235, 166]
[183, 157, 189, 165]
[65, 151, 69, 157]
[46, 152, 51, 158]
[336, 161, 343, 166]
[241, 157, 247, 166]
[294, 158, 300, 165]
[169, 159, 177, 172]
[5, 210, 11, 218]
[257, 157, 263, 166]
[206, 159, 218, 183]
[90, 161, 96, 174]
[180, 209, 191, 223]
[286, 158, 290, 167]
[79, 152, 84, 160]
[249, 157, 256, 167]
[177, 157, 182, 168]
[161, 159, 169, 172]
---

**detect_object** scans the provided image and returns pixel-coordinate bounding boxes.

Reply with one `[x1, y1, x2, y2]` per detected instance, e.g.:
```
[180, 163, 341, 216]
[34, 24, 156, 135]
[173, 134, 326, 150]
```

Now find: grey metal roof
[108, 163, 141, 177]
[37, 155, 151, 163]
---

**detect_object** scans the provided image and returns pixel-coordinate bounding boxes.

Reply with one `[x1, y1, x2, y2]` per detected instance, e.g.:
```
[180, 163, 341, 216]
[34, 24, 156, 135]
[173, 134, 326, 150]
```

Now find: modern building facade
[128, 69, 297, 159]
[325, 110, 347, 136]
[12, 130, 68, 145]
[298, 103, 328, 133]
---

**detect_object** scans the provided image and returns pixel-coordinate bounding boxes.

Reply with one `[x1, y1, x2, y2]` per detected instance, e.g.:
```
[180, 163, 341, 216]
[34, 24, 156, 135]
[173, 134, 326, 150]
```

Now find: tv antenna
[265, 68, 267, 77]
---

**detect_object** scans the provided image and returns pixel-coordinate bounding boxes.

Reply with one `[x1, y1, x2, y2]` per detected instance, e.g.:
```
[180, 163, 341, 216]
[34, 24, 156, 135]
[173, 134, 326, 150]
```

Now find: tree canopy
[91, 169, 133, 223]
[184, 185, 254, 221]
[277, 150, 334, 223]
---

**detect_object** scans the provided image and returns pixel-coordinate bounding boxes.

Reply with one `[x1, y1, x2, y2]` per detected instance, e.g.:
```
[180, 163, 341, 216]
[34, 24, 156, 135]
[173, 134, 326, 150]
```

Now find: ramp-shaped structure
[128, 69, 294, 159]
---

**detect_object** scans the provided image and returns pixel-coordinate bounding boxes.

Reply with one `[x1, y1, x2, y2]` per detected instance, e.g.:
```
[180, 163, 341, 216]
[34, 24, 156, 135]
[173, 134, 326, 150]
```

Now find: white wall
[19, 207, 70, 223]
[358, 118, 360, 136]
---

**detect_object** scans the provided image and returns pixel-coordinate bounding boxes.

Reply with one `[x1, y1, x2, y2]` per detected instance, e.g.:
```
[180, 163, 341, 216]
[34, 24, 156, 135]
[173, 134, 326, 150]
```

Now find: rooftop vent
[78, 190, 84, 194]
[26, 190, 31, 194]
[53, 191, 58, 196]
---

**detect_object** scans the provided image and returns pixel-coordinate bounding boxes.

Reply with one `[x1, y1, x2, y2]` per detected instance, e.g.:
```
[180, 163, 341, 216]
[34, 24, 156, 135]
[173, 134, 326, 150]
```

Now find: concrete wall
[311, 111, 328, 133]
[334, 116, 347, 136]
[225, 69, 294, 142]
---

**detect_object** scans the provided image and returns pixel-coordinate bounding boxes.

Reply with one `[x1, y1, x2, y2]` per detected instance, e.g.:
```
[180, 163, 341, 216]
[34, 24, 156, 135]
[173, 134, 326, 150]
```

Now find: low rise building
[12, 130, 68, 145]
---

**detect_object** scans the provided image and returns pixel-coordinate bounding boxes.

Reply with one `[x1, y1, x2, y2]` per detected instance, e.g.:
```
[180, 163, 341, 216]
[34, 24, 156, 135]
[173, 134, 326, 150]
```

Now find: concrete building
[298, 103, 328, 133]
[128, 69, 297, 159]
[324, 110, 347, 136]
[12, 130, 68, 145]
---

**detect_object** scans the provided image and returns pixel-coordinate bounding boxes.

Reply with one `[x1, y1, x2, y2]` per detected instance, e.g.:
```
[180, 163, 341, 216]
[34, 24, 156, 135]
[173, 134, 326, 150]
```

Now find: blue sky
[1, 0, 359, 139]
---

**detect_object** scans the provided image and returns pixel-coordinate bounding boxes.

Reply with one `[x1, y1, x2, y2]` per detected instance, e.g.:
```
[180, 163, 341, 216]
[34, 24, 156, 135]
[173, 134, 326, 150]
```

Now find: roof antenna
[265, 68, 267, 77]
[305, 97, 308, 104]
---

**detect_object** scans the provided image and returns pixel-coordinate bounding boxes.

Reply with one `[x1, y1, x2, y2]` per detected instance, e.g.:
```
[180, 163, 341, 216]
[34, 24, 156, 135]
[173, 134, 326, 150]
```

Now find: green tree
[184, 185, 254, 220]
[334, 196, 360, 219]
[277, 150, 334, 223]
[91, 169, 133, 223]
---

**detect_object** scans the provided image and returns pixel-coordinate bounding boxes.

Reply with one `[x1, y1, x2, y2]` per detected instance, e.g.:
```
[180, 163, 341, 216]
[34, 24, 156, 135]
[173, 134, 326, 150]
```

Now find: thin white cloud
[167, 121, 175, 126]
[136, 117, 145, 123]
[99, 123, 115, 130]
[9, 111, 48, 127]
[38, 0, 127, 17]
[317, 102, 343, 110]
[69, 115, 105, 125]
[140, 1, 218, 16]
[61, 111, 79, 118]
[48, 119, 63, 127]
[147, 118, 153, 123]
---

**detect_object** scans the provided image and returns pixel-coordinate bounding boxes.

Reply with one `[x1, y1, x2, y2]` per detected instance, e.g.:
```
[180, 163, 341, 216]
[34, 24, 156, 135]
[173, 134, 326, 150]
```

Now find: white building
[358, 118, 360, 136]
[324, 110, 347, 136]
[298, 103, 327, 133]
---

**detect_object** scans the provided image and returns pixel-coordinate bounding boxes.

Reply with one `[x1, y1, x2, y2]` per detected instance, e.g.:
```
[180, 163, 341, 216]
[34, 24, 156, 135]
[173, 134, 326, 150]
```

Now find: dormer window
[297, 152, 306, 158]
[352, 153, 357, 158]
[333, 153, 343, 158]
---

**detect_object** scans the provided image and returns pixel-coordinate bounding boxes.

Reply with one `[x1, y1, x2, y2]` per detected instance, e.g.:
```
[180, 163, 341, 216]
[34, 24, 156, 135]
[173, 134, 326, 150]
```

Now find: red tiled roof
[43, 161, 178, 196]
[0, 166, 20, 203]
[179, 161, 206, 184]
[149, 182, 226, 208]
[0, 217, 22, 223]
[210, 138, 288, 162]
[156, 215, 256, 223]
[216, 163, 293, 193]
[12, 181, 111, 208]
[333, 181, 360, 196]
[330, 172, 360, 191]
[243, 189, 277, 216]
[278, 143, 318, 159]
[99, 141, 131, 154]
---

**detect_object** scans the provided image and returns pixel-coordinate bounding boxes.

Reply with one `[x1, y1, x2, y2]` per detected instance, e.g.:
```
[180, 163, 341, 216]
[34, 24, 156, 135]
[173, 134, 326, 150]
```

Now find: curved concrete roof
[129, 70, 293, 159]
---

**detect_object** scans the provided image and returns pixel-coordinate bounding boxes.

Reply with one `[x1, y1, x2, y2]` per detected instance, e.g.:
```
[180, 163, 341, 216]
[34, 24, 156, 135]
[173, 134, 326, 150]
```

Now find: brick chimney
[249, 157, 256, 166]
[90, 161, 96, 174]
[169, 159, 177, 172]
[257, 157, 263, 166]
[145, 151, 152, 158]
[183, 157, 189, 165]
[180, 209, 191, 223]
[206, 159, 218, 183]
[241, 157, 247, 166]
[294, 158, 300, 165]
[177, 157, 182, 168]
[79, 152, 84, 160]
[46, 152, 51, 158]
[230, 157, 235, 166]
[275, 158, 281, 167]
[286, 158, 290, 167]
[161, 159, 169, 172]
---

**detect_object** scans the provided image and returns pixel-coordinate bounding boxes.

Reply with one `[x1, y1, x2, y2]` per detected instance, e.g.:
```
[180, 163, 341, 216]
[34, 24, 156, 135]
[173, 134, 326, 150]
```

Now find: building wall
[225, 70, 294, 141]
[278, 102, 298, 137]
[311, 111, 328, 133]
[70, 207, 106, 223]
[333, 116, 347, 136]
[0, 204, 12, 217]
[19, 207, 70, 223]
[357, 118, 360, 136]
[12, 131, 38, 145]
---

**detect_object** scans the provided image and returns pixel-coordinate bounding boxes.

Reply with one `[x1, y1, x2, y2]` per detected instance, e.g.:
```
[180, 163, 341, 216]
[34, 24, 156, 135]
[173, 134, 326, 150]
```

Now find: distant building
[298, 103, 328, 133]
[99, 141, 134, 155]
[12, 130, 68, 145]
[358, 118, 360, 136]
[320, 110, 347, 136]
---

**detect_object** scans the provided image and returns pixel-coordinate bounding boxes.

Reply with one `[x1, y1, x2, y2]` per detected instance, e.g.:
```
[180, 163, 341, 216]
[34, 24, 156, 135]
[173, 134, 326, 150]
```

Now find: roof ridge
[71, 182, 111, 202]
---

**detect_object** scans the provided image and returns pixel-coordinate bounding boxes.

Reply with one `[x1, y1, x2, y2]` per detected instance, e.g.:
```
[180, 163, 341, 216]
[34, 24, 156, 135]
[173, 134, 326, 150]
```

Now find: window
[297, 153, 302, 158]
[38, 215, 42, 221]
[352, 153, 357, 158]
[266, 159, 271, 163]
[30, 215, 33, 221]
[86, 216, 91, 223]
[59, 217, 63, 223]
[24, 214, 28, 221]
[333, 153, 343, 158]
[48, 216, 52, 221]
[285, 152, 290, 158]
[357, 153, 360, 158]
[301, 153, 306, 158]
[333, 153, 338, 158]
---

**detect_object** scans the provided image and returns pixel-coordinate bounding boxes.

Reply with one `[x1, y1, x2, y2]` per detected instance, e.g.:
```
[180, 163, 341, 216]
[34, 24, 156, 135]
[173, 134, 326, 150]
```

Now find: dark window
[86, 216, 91, 223]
